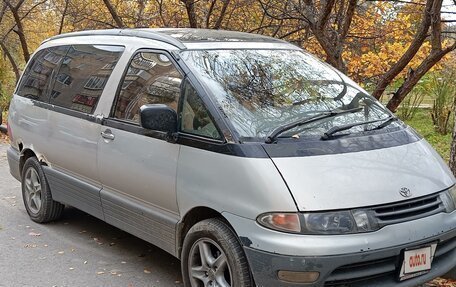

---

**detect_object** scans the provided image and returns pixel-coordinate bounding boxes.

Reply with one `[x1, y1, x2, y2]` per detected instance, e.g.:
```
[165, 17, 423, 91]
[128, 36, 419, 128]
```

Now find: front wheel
[181, 218, 253, 287]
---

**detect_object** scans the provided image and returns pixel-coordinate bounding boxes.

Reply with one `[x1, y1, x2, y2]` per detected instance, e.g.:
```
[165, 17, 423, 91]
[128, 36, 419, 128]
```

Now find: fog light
[277, 270, 320, 283]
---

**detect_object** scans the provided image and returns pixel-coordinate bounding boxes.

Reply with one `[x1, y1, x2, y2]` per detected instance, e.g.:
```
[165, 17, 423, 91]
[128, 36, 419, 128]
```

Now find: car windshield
[180, 49, 395, 141]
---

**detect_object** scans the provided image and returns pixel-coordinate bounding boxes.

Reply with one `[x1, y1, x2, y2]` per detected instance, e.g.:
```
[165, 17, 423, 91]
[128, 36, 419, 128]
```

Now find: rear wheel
[181, 218, 253, 287]
[21, 157, 64, 223]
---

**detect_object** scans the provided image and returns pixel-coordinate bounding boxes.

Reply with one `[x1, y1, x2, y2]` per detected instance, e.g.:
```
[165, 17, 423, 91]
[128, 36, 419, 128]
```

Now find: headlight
[257, 210, 380, 235]
[441, 185, 456, 212]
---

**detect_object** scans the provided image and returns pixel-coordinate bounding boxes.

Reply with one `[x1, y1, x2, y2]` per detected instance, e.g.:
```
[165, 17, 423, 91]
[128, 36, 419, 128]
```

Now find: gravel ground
[0, 142, 183, 287]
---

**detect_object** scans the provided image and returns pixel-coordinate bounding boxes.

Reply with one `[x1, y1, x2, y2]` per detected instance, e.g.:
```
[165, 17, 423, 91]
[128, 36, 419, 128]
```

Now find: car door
[97, 50, 182, 255]
[40, 44, 124, 220]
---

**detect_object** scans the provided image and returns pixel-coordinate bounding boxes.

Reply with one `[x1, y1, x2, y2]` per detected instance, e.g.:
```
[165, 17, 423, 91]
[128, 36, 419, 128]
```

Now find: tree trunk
[371, 0, 435, 100]
[214, 0, 230, 29]
[135, 0, 146, 27]
[181, 0, 198, 28]
[5, 0, 30, 62]
[386, 44, 456, 112]
[0, 42, 20, 83]
[102, 0, 125, 28]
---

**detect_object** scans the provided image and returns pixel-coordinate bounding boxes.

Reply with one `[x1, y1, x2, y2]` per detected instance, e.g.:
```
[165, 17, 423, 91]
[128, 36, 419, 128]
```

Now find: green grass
[403, 108, 452, 161]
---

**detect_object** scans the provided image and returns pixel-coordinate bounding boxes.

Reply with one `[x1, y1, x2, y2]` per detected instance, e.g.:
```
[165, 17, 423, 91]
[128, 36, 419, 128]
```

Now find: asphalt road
[0, 142, 183, 287]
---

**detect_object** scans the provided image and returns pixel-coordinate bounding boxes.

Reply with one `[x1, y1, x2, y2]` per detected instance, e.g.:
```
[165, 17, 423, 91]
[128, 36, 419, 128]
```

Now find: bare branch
[214, 0, 230, 29]
[206, 0, 216, 28]
[0, 41, 20, 83]
[181, 0, 198, 28]
[341, 0, 357, 40]
[102, 0, 125, 28]
[4, 0, 30, 62]
[386, 40, 456, 111]
[58, 0, 69, 34]
[317, 0, 336, 30]
[1, 0, 49, 43]
[372, 0, 434, 99]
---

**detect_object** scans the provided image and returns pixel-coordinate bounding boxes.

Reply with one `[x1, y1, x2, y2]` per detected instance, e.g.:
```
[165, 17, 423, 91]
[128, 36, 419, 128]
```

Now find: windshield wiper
[321, 116, 396, 140]
[370, 117, 398, 131]
[265, 107, 363, 143]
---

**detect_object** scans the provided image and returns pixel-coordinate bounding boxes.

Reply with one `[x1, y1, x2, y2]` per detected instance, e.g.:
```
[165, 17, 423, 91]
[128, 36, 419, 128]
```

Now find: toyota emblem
[399, 187, 412, 198]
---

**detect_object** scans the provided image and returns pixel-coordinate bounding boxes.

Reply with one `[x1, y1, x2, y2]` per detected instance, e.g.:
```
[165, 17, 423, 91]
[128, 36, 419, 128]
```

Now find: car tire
[181, 218, 253, 287]
[21, 157, 64, 223]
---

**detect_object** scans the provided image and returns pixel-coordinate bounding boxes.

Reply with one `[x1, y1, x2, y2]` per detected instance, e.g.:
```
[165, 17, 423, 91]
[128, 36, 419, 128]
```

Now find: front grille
[372, 192, 445, 227]
[324, 236, 456, 286]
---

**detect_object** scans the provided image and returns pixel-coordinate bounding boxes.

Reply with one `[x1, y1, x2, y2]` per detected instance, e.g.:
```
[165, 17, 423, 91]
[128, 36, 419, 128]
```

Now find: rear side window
[112, 52, 183, 123]
[16, 46, 68, 101]
[50, 45, 124, 114]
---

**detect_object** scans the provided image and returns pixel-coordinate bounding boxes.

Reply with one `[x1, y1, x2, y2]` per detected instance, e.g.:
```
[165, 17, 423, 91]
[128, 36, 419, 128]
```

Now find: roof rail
[43, 29, 187, 49]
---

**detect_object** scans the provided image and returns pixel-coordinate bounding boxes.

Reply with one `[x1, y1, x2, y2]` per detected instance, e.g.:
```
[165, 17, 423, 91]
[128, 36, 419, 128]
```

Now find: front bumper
[244, 229, 456, 286]
[223, 210, 456, 286]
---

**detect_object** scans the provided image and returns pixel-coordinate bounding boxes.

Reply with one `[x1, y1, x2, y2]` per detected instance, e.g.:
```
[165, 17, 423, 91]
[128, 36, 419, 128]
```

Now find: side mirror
[139, 104, 177, 133]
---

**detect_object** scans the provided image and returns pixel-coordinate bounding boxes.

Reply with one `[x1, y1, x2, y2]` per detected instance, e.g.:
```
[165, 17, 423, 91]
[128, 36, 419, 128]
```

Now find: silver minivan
[6, 28, 456, 286]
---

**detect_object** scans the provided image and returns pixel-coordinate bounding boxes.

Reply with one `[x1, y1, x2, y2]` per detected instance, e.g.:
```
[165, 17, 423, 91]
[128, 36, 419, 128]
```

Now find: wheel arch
[19, 148, 48, 176]
[176, 206, 235, 259]
[19, 148, 36, 176]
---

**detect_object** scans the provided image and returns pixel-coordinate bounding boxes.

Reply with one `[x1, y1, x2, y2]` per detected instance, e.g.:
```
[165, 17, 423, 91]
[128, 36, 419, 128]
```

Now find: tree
[4, 0, 30, 62]
[258, 0, 455, 111]
[258, 0, 357, 72]
[371, 0, 456, 112]
[0, 0, 454, 113]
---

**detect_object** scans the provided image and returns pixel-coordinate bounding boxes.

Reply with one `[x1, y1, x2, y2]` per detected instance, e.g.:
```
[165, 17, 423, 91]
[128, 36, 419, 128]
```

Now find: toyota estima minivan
[6, 28, 456, 286]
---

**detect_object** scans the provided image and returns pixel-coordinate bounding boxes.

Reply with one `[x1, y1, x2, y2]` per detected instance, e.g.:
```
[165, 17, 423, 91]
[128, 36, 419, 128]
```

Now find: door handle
[101, 129, 115, 140]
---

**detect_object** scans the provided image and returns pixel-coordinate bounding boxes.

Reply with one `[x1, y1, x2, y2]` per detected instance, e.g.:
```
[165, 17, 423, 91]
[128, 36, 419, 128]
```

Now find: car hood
[269, 139, 455, 211]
